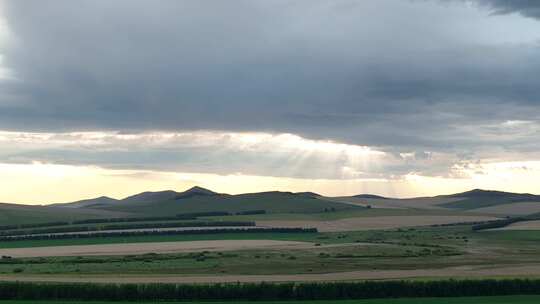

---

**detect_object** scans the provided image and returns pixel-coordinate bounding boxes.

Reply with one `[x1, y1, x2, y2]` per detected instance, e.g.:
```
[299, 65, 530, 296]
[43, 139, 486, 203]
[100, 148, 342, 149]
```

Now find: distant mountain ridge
[49, 187, 362, 216]
[53, 186, 219, 208]
[47, 188, 540, 214]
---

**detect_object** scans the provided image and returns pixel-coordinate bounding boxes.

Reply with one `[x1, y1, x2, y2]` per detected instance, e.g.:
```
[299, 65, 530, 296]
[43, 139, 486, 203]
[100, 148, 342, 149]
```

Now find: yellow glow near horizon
[1, 160, 540, 205]
[1, 130, 540, 204]
[0, 162, 395, 204]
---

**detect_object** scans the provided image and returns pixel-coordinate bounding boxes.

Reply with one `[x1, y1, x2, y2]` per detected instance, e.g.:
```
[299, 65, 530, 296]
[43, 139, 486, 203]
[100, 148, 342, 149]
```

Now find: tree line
[472, 214, 540, 231]
[0, 279, 540, 301]
[0, 227, 317, 242]
[0, 210, 268, 232]
[0, 221, 70, 231]
[0, 221, 256, 237]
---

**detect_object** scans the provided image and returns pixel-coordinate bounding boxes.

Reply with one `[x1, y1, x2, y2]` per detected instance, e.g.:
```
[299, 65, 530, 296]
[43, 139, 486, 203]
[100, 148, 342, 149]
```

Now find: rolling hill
[438, 189, 540, 210]
[333, 189, 540, 214]
[51, 196, 119, 209]
[54, 188, 540, 216]
[4, 188, 540, 226]
[0, 202, 129, 226]
[97, 189, 362, 216]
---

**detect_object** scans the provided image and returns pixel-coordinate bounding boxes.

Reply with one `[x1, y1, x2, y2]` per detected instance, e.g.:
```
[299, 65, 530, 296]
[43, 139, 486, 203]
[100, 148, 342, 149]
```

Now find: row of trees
[0, 227, 317, 242]
[472, 214, 540, 231]
[0, 221, 256, 237]
[0, 279, 540, 301]
[0, 210, 269, 233]
[0, 221, 70, 231]
[472, 217, 527, 231]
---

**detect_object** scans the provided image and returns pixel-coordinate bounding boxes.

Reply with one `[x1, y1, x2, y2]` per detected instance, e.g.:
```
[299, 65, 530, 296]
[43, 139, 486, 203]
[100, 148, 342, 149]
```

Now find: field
[2, 226, 540, 281]
[2, 188, 540, 301]
[1, 296, 540, 303]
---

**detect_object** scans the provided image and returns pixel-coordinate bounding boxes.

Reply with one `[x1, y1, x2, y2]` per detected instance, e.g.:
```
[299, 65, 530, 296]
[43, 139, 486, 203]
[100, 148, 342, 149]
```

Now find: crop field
[1, 189, 539, 299]
[0, 225, 539, 282]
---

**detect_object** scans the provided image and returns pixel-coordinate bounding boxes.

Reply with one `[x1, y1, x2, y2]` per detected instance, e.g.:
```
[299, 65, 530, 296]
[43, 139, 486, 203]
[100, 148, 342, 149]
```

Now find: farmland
[1, 188, 540, 302]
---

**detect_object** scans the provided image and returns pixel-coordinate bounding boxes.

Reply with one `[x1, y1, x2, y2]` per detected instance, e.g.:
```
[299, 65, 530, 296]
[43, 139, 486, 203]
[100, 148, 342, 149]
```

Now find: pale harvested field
[2, 264, 540, 283]
[491, 220, 540, 231]
[470, 202, 540, 216]
[258, 215, 498, 232]
[0, 240, 314, 258]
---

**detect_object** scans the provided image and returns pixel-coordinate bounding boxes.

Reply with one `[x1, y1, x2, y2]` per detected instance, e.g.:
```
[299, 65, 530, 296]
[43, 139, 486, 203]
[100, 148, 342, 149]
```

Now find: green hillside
[439, 189, 540, 210]
[0, 203, 127, 226]
[101, 191, 362, 216]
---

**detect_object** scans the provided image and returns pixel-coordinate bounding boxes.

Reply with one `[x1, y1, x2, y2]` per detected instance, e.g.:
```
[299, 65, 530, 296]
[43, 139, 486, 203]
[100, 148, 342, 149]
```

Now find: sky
[0, 0, 540, 204]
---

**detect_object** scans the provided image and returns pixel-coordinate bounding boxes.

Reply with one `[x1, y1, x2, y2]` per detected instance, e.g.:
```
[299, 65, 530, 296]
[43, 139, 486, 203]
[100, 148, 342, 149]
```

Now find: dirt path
[2, 264, 540, 283]
[259, 215, 498, 232]
[0, 240, 314, 258]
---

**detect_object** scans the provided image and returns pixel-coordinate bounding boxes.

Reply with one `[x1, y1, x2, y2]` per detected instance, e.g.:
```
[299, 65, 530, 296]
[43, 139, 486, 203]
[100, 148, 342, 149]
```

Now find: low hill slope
[100, 190, 363, 216]
[121, 190, 181, 204]
[0, 203, 130, 226]
[51, 196, 119, 209]
[330, 196, 460, 210]
[438, 189, 540, 210]
[119, 186, 220, 203]
[333, 189, 540, 212]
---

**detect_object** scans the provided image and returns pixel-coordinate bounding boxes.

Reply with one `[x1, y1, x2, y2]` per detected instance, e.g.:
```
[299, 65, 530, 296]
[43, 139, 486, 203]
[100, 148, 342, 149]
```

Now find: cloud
[0, 130, 472, 180]
[474, 0, 540, 19]
[0, 0, 539, 180]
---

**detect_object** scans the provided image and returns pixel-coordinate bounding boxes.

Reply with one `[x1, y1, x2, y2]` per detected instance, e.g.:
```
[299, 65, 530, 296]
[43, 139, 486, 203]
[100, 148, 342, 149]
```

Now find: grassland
[1, 226, 539, 278]
[1, 188, 539, 284]
[1, 296, 540, 303]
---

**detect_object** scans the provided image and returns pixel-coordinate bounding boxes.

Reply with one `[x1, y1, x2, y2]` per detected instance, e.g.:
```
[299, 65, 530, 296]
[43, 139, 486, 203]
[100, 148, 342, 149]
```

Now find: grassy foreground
[0, 295, 540, 303]
[3, 227, 540, 276]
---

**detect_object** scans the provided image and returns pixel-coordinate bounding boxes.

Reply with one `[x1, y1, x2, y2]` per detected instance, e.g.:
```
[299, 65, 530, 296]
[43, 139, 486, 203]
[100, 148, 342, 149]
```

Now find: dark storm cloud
[476, 0, 540, 19]
[0, 0, 540, 175]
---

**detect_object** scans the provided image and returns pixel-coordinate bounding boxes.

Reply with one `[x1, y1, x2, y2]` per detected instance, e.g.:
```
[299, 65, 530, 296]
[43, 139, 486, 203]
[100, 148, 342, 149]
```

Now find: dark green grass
[477, 230, 540, 242]
[0, 241, 459, 275]
[1, 295, 540, 303]
[0, 205, 120, 226]
[0, 225, 473, 249]
[1, 227, 539, 277]
[0, 227, 473, 275]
